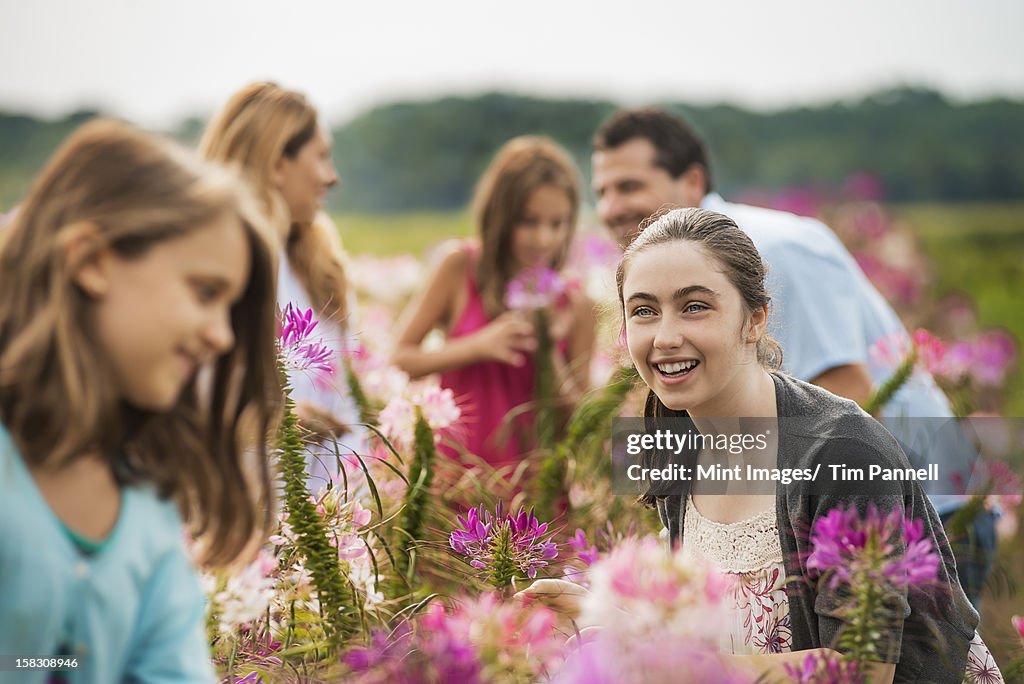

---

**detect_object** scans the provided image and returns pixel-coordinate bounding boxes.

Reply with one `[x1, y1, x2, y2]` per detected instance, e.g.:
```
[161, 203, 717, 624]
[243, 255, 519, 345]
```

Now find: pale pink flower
[378, 383, 461, 449]
[580, 536, 731, 641]
[505, 266, 568, 310]
[377, 395, 416, 447]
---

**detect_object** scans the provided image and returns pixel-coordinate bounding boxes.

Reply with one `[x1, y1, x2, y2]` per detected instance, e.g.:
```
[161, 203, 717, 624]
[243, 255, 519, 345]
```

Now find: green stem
[278, 378, 357, 645]
[488, 524, 517, 590]
[396, 411, 436, 580]
[534, 309, 558, 450]
[835, 533, 891, 675]
[863, 348, 917, 415]
[536, 365, 639, 519]
[343, 356, 375, 424]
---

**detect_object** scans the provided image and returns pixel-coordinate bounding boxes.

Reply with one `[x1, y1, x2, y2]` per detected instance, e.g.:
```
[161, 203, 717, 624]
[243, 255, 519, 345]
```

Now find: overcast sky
[2, 0, 1023, 127]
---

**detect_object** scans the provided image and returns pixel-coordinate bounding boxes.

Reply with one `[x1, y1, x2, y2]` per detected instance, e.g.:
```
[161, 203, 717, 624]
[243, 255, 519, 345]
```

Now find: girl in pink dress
[392, 137, 594, 469]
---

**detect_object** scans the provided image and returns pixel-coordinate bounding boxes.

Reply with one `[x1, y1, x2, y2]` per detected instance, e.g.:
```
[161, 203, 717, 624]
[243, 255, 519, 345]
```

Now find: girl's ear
[60, 221, 111, 298]
[746, 304, 769, 342]
[271, 154, 288, 190]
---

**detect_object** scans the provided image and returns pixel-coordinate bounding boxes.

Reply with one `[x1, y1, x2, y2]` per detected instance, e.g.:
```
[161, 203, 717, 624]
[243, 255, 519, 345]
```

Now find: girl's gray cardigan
[656, 373, 978, 683]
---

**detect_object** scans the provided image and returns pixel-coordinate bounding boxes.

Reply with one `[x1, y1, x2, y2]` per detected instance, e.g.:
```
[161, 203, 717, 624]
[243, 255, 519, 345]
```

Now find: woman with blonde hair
[201, 82, 363, 483]
[0, 118, 280, 682]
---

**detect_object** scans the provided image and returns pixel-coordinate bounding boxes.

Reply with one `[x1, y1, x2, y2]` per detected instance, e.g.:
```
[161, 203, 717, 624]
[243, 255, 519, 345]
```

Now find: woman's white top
[277, 252, 367, 488]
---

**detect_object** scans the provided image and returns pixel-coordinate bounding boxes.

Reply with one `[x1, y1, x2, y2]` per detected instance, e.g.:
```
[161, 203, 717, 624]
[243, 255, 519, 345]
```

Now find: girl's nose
[204, 309, 235, 354]
[653, 317, 685, 350]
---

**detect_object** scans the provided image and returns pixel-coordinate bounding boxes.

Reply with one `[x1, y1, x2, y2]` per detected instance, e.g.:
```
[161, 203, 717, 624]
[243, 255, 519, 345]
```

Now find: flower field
[203, 193, 1024, 682]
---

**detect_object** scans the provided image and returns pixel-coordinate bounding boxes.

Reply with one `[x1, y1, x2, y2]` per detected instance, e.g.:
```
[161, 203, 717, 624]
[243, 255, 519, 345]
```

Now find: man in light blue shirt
[591, 107, 996, 607]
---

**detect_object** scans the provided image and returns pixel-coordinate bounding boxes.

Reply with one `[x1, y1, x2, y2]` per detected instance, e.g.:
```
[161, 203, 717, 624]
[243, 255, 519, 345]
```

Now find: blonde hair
[0, 118, 281, 566]
[200, 82, 350, 327]
[472, 136, 581, 317]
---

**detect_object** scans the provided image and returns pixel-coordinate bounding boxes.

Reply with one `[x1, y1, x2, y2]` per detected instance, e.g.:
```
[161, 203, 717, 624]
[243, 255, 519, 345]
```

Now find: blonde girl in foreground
[0, 119, 280, 683]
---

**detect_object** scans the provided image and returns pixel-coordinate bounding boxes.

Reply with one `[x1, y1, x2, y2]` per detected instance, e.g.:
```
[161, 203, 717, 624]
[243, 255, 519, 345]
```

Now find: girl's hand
[472, 311, 537, 366]
[513, 578, 588, 620]
[546, 302, 574, 344]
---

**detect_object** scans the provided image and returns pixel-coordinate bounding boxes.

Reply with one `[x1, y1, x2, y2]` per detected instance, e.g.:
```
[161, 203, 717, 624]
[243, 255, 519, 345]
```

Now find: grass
[335, 211, 473, 257]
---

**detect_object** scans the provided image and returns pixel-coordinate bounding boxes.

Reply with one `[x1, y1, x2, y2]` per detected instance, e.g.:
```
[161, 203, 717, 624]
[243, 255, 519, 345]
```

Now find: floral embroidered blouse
[680, 495, 792, 655]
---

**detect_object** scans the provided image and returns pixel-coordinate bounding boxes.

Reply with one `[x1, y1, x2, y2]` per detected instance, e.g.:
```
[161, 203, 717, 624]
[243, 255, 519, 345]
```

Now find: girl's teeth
[658, 360, 697, 374]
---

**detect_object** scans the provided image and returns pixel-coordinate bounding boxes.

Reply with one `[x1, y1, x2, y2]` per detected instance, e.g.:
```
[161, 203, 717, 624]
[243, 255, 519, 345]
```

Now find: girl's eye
[192, 281, 221, 303]
[684, 303, 708, 314]
[631, 305, 656, 318]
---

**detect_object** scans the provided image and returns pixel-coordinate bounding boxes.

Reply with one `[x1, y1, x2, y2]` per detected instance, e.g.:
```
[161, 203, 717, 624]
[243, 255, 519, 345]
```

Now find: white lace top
[680, 495, 793, 655]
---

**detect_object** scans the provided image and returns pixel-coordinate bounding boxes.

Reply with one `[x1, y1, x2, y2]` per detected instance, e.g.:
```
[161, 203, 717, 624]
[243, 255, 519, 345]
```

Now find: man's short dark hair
[593, 107, 713, 191]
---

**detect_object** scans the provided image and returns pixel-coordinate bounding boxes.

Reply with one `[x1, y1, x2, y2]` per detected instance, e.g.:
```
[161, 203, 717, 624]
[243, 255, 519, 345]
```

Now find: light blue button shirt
[0, 424, 215, 683]
[701, 194, 972, 513]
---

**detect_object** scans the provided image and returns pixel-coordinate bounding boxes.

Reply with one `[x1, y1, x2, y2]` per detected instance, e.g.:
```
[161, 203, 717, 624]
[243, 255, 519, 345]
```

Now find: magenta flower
[568, 529, 599, 566]
[842, 171, 885, 203]
[343, 623, 412, 672]
[926, 330, 1017, 388]
[346, 610, 482, 684]
[869, 328, 949, 378]
[277, 303, 336, 383]
[807, 503, 940, 590]
[346, 594, 560, 683]
[783, 650, 864, 683]
[1012, 615, 1024, 640]
[504, 266, 567, 310]
[910, 329, 947, 374]
[449, 503, 558, 587]
[969, 330, 1017, 387]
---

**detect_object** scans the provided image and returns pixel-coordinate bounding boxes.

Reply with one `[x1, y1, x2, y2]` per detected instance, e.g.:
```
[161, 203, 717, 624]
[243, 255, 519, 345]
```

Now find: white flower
[211, 551, 277, 634]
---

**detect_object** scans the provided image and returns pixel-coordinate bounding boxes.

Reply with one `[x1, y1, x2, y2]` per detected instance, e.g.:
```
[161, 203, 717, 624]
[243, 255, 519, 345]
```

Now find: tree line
[2, 87, 1023, 212]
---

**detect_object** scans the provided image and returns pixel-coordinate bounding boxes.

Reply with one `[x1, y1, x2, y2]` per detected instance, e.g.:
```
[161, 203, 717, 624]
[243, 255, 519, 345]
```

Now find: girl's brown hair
[615, 207, 783, 508]
[472, 136, 581, 317]
[200, 82, 350, 328]
[0, 118, 281, 566]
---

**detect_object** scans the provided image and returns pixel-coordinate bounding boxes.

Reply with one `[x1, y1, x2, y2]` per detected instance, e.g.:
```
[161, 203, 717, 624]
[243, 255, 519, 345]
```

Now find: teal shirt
[0, 424, 215, 683]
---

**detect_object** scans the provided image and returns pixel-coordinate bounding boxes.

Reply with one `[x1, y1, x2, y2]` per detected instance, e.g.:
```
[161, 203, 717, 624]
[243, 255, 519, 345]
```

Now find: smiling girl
[521, 207, 1002, 682]
[391, 136, 595, 468]
[0, 119, 280, 683]
[626, 208, 1004, 682]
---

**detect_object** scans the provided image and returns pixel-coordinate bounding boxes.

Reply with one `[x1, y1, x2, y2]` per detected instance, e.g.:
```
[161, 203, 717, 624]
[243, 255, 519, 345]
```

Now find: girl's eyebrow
[625, 285, 719, 305]
[672, 285, 719, 301]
